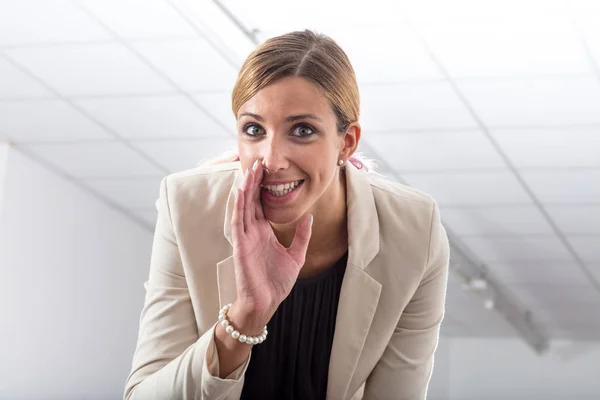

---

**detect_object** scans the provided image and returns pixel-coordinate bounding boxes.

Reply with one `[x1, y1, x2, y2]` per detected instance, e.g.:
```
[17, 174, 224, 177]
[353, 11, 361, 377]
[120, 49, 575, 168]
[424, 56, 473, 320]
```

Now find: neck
[271, 171, 348, 264]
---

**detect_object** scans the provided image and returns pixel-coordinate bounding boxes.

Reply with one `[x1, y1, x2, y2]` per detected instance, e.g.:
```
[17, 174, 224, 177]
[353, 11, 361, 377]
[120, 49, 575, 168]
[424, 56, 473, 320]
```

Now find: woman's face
[236, 76, 355, 225]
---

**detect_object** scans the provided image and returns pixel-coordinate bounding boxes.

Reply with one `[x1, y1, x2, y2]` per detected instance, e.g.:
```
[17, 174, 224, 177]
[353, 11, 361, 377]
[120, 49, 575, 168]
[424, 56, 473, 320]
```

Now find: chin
[264, 208, 303, 226]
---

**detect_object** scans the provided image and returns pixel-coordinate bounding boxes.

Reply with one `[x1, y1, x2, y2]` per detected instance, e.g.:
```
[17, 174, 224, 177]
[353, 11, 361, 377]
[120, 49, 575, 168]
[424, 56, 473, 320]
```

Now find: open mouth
[261, 179, 305, 197]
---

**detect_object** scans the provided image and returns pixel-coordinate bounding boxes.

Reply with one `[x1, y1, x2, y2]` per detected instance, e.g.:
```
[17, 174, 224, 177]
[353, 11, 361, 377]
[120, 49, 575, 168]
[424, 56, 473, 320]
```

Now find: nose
[261, 134, 289, 173]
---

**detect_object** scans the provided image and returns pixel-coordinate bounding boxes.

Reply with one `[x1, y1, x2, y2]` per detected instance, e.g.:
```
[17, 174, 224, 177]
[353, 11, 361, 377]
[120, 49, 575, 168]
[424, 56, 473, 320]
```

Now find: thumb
[288, 214, 313, 264]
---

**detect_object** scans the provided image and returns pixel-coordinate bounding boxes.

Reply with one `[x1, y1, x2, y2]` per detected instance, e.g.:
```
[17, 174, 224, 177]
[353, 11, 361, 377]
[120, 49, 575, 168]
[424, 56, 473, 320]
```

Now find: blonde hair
[232, 29, 359, 134]
[200, 29, 377, 173]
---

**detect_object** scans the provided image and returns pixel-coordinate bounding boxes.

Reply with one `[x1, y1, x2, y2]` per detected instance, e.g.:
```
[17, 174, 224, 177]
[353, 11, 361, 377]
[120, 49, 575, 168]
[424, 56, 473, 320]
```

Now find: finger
[231, 189, 244, 243]
[288, 214, 313, 264]
[253, 161, 265, 220]
[242, 168, 255, 230]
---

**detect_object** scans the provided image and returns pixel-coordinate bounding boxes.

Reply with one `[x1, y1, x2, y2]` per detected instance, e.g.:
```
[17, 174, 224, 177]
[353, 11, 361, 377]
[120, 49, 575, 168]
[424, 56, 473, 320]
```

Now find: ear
[340, 122, 361, 160]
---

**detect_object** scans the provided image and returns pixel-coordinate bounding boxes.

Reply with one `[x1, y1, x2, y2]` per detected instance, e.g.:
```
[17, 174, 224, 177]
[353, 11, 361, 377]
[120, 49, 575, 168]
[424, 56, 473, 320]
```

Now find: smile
[261, 180, 305, 197]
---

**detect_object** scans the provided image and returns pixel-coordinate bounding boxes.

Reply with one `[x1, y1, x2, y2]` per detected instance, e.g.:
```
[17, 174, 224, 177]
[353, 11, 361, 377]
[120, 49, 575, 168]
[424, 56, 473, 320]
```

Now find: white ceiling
[0, 0, 599, 342]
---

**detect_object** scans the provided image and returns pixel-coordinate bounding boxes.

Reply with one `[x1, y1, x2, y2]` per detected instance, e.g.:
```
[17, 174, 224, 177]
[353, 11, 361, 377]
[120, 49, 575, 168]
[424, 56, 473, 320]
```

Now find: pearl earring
[338, 159, 344, 166]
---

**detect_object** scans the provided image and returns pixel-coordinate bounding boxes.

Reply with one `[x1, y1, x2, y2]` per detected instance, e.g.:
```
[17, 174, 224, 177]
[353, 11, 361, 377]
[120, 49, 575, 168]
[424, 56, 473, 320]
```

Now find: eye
[291, 124, 315, 138]
[243, 123, 265, 137]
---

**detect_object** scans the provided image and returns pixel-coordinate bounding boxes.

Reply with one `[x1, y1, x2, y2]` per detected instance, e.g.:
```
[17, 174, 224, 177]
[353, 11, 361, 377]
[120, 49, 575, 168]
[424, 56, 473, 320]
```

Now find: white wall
[429, 336, 600, 400]
[0, 147, 154, 399]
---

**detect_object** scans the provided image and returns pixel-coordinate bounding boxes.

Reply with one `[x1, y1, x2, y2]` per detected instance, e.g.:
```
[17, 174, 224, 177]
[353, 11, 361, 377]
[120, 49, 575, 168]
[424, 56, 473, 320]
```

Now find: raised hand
[230, 160, 313, 322]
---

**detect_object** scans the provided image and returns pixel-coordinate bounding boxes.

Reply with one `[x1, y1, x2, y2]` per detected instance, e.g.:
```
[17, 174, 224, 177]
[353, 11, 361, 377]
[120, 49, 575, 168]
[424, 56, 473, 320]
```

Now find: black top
[240, 251, 348, 400]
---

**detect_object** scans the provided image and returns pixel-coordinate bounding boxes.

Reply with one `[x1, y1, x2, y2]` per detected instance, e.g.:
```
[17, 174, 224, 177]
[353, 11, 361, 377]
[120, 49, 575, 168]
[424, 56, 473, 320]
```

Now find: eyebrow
[239, 112, 323, 123]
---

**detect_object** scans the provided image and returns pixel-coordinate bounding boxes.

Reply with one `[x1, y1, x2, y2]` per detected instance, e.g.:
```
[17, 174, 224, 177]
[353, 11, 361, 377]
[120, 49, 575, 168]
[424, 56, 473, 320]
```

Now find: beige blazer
[124, 160, 449, 400]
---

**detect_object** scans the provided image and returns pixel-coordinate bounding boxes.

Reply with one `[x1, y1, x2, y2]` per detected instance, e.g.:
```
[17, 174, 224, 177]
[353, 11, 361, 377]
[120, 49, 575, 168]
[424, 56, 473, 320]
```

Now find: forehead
[238, 76, 333, 120]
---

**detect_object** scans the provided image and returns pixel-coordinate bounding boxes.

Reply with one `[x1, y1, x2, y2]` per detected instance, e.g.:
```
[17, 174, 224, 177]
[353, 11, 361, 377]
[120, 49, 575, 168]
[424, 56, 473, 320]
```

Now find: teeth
[263, 180, 303, 196]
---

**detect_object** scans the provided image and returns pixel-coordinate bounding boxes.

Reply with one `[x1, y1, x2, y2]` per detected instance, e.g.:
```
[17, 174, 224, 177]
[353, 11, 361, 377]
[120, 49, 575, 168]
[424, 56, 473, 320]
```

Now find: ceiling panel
[81, 0, 197, 39]
[133, 137, 238, 173]
[0, 0, 111, 47]
[193, 92, 237, 135]
[457, 76, 600, 127]
[132, 38, 238, 92]
[508, 284, 600, 307]
[459, 236, 573, 262]
[402, 171, 531, 206]
[491, 127, 600, 168]
[222, 0, 409, 33]
[75, 94, 227, 139]
[0, 58, 51, 99]
[5, 43, 174, 97]
[573, 0, 600, 65]
[0, 100, 111, 141]
[368, 130, 505, 171]
[23, 141, 165, 177]
[414, 14, 589, 78]
[315, 26, 444, 84]
[535, 307, 600, 330]
[569, 236, 600, 263]
[545, 205, 600, 234]
[440, 206, 554, 236]
[486, 260, 591, 285]
[360, 82, 477, 131]
[84, 176, 163, 209]
[522, 170, 600, 204]
[589, 262, 600, 282]
[133, 208, 158, 226]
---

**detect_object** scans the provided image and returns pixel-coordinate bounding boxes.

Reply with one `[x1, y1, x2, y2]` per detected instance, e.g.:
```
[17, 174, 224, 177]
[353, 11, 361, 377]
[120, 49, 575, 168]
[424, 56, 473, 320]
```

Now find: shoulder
[366, 174, 442, 259]
[161, 162, 240, 215]
[367, 173, 437, 212]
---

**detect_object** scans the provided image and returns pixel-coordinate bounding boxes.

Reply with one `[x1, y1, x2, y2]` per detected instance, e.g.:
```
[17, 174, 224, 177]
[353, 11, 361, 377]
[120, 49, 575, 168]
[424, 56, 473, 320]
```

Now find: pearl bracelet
[218, 304, 268, 345]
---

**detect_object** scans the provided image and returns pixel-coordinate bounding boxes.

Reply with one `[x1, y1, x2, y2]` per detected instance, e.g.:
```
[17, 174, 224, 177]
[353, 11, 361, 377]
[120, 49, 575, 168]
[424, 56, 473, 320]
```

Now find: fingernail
[252, 159, 259, 171]
[310, 214, 314, 227]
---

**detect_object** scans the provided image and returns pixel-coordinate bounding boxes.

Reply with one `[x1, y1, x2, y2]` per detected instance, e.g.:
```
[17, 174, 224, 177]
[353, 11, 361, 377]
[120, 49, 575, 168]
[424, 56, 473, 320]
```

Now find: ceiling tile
[508, 283, 600, 307]
[360, 82, 477, 131]
[521, 170, 600, 204]
[0, 0, 111, 46]
[401, 171, 531, 206]
[369, 130, 505, 171]
[486, 260, 591, 285]
[133, 208, 158, 226]
[193, 92, 237, 135]
[534, 307, 600, 330]
[133, 137, 238, 173]
[6, 43, 174, 96]
[85, 177, 162, 209]
[440, 205, 554, 236]
[23, 141, 165, 177]
[133, 38, 238, 92]
[0, 100, 111, 141]
[569, 236, 600, 263]
[460, 236, 572, 262]
[457, 76, 600, 127]
[0, 58, 51, 99]
[545, 205, 600, 234]
[589, 262, 600, 283]
[416, 14, 589, 78]
[81, 0, 197, 39]
[75, 94, 227, 139]
[324, 26, 443, 83]
[574, 0, 600, 68]
[224, 0, 409, 32]
[491, 127, 600, 168]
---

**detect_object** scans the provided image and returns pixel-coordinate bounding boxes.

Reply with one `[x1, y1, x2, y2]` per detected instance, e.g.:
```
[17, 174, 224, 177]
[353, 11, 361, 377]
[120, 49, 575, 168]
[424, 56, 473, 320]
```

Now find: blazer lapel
[327, 163, 382, 399]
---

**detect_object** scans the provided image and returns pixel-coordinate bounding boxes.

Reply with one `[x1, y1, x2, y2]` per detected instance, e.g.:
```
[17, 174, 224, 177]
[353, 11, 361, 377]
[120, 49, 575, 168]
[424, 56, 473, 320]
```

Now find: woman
[124, 30, 449, 400]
